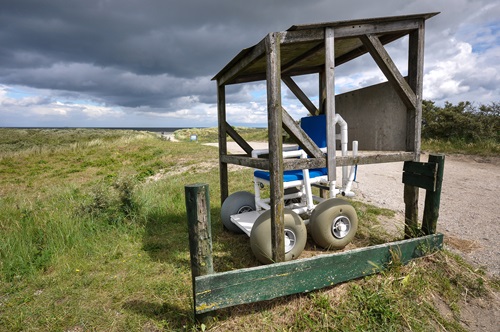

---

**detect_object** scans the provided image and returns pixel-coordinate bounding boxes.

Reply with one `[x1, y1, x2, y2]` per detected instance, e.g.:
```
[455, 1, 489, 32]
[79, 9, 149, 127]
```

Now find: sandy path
[213, 142, 500, 276]
[356, 154, 500, 277]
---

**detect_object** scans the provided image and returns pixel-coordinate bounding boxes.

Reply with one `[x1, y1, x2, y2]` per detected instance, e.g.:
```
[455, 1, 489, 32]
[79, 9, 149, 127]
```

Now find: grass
[422, 138, 500, 156]
[173, 127, 268, 143]
[0, 128, 498, 331]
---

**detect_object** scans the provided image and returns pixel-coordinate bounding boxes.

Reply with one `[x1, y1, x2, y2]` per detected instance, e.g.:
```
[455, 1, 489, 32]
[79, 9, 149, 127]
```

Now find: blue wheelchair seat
[254, 115, 327, 182]
[254, 168, 327, 182]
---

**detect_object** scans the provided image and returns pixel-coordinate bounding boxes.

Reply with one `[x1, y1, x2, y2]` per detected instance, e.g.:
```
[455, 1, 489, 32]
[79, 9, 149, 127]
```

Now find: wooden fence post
[404, 184, 419, 238]
[185, 183, 214, 323]
[422, 154, 445, 235]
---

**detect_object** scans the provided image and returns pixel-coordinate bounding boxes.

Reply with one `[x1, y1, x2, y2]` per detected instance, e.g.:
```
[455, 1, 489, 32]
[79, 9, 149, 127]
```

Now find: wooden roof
[213, 12, 438, 85]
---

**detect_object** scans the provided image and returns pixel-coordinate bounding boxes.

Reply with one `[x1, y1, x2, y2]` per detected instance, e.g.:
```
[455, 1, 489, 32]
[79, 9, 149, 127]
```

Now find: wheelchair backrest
[300, 114, 327, 149]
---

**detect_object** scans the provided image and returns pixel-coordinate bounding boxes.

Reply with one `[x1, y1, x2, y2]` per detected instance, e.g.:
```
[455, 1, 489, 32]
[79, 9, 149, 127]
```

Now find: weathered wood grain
[282, 76, 318, 116]
[405, 21, 425, 235]
[325, 27, 336, 184]
[407, 20, 425, 159]
[194, 234, 444, 313]
[225, 124, 254, 156]
[217, 39, 266, 86]
[265, 32, 285, 263]
[422, 155, 445, 235]
[221, 152, 414, 172]
[217, 84, 229, 203]
[281, 106, 323, 158]
[185, 183, 214, 321]
[360, 34, 417, 110]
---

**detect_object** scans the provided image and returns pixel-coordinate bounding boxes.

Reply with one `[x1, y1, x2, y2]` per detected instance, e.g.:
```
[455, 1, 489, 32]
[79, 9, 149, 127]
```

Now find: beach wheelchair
[221, 114, 359, 264]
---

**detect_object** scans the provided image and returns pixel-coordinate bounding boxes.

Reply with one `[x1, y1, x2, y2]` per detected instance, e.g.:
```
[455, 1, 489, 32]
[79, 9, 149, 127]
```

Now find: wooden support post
[404, 21, 425, 238]
[265, 32, 285, 263]
[422, 154, 445, 235]
[325, 27, 336, 194]
[408, 20, 425, 160]
[319, 69, 326, 115]
[217, 84, 229, 204]
[404, 185, 419, 238]
[185, 183, 214, 322]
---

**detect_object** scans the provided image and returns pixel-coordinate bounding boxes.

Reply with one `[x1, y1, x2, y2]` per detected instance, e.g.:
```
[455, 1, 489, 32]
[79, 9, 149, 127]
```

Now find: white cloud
[0, 85, 124, 126]
[424, 38, 500, 103]
[1, 1, 498, 127]
[424, 41, 474, 99]
[226, 102, 268, 126]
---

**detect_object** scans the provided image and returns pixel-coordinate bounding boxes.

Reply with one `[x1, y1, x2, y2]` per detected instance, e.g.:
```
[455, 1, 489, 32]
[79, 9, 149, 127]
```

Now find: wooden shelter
[213, 12, 439, 262]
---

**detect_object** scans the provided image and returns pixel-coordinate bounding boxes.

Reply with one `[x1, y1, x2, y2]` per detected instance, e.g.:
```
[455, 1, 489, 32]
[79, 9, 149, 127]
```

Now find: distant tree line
[422, 100, 500, 143]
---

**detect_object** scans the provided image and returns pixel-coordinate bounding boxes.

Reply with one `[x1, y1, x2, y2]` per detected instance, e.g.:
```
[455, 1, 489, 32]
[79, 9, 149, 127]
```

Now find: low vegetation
[173, 100, 500, 155]
[173, 127, 268, 143]
[0, 127, 498, 331]
[421, 100, 499, 156]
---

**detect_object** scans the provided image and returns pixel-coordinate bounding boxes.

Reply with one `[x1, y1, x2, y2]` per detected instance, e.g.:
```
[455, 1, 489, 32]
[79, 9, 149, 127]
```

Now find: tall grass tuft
[0, 187, 88, 281]
[422, 138, 500, 156]
[1, 128, 498, 331]
[80, 176, 142, 224]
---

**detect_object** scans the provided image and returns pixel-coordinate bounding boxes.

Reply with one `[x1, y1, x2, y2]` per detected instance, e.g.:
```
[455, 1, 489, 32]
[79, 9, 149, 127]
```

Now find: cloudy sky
[1, 0, 498, 128]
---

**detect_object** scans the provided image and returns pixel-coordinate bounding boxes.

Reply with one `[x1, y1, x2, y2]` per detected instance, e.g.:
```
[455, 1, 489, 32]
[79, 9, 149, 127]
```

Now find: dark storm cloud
[1, 0, 322, 78]
[0, 0, 498, 115]
[1, 0, 322, 108]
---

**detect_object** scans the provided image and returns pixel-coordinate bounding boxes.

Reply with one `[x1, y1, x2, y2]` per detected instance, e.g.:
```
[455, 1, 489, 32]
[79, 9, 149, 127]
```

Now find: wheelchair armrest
[251, 145, 300, 158]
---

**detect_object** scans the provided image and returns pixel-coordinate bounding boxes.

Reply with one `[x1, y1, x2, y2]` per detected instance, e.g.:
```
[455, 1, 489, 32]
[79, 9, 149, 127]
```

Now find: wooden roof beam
[335, 32, 407, 67]
[281, 106, 324, 158]
[282, 76, 318, 116]
[228, 66, 322, 85]
[280, 18, 421, 44]
[225, 124, 254, 156]
[360, 34, 417, 109]
[216, 40, 266, 86]
[282, 42, 324, 73]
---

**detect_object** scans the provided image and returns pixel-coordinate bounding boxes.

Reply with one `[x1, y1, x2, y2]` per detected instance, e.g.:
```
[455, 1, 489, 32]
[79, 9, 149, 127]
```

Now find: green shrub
[80, 176, 141, 224]
[422, 100, 499, 143]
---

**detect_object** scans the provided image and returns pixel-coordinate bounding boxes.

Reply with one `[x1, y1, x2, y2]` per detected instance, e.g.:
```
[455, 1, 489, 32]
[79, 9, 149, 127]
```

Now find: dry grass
[1, 128, 498, 331]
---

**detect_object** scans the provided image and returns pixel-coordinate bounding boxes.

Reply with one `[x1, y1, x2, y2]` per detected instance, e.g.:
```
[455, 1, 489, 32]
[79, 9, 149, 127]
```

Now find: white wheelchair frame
[230, 114, 358, 236]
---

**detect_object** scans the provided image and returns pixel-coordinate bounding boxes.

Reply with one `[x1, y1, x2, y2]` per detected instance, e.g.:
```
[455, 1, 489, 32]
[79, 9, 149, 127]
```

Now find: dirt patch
[458, 296, 500, 332]
[355, 153, 500, 277]
[146, 161, 216, 182]
[430, 293, 500, 332]
[445, 236, 482, 254]
[159, 133, 179, 142]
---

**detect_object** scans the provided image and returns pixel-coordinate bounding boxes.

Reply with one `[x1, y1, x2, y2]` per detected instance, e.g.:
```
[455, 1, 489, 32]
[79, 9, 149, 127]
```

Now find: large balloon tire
[309, 198, 358, 249]
[221, 191, 256, 233]
[250, 209, 307, 264]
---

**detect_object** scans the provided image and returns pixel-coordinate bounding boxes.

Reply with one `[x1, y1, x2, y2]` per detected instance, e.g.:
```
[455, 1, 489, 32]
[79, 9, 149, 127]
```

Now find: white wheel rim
[237, 205, 254, 214]
[332, 216, 351, 239]
[284, 229, 297, 253]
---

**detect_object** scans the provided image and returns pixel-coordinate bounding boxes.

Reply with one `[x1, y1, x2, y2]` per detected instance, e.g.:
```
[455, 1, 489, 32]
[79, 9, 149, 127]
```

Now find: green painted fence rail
[403, 154, 445, 235]
[186, 154, 445, 317]
[194, 233, 443, 314]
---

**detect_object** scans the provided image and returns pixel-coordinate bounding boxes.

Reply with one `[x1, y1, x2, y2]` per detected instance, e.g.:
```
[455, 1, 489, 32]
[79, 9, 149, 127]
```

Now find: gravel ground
[354, 153, 500, 277]
[214, 142, 500, 277]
